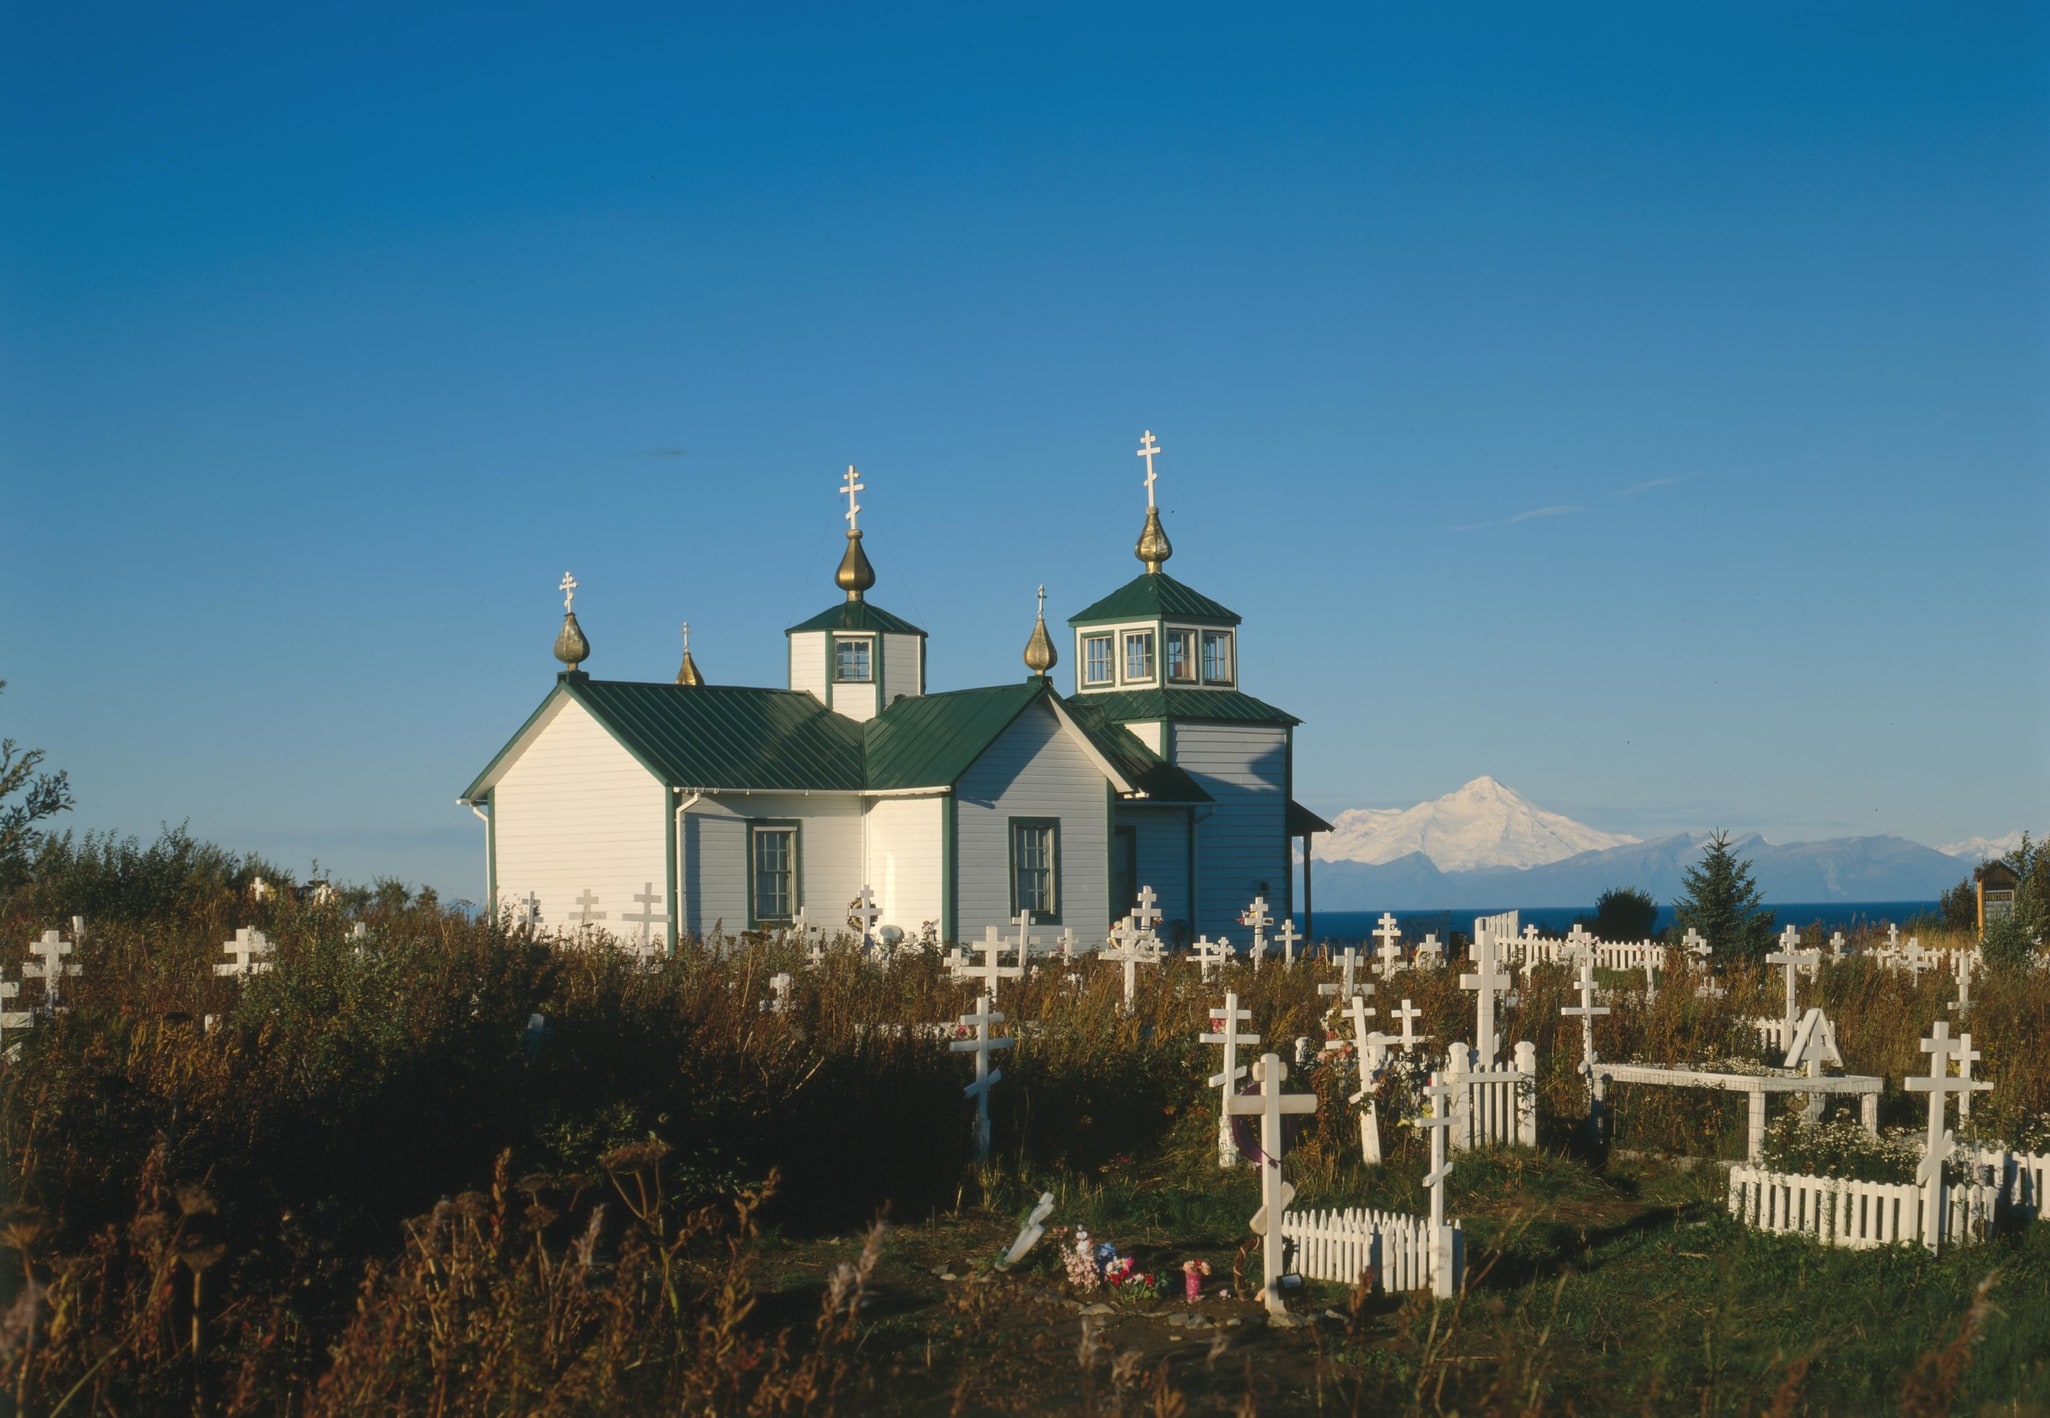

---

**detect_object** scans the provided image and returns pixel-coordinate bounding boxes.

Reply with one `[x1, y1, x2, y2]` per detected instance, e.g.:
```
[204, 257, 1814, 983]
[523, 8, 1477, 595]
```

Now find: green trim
[941, 794, 957, 945]
[1064, 686, 1301, 728]
[745, 819, 803, 929]
[484, 787, 497, 917]
[1068, 571, 1241, 628]
[786, 600, 928, 636]
[460, 680, 570, 801]
[1006, 816, 1062, 924]
[824, 634, 835, 712]
[1282, 728, 1294, 924]
[665, 792, 680, 955]
[1104, 781, 1117, 928]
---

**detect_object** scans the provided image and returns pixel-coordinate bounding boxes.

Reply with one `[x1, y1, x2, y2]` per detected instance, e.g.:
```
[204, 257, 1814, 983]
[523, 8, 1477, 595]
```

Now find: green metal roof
[863, 682, 1047, 790]
[1067, 572, 1240, 627]
[1069, 686, 1301, 727]
[465, 673, 1217, 801]
[786, 600, 927, 636]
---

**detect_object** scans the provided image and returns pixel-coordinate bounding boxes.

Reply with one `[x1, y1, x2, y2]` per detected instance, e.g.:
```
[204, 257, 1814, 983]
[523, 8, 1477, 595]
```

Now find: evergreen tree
[1576, 886, 1659, 942]
[1672, 830, 1775, 961]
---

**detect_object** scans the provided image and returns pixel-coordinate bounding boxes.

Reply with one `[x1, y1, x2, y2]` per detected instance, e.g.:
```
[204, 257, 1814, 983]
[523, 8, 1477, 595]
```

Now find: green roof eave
[1072, 686, 1301, 728]
[1059, 695, 1213, 805]
[786, 600, 928, 636]
[459, 674, 577, 802]
[863, 681, 1050, 791]
[1067, 571, 1240, 627]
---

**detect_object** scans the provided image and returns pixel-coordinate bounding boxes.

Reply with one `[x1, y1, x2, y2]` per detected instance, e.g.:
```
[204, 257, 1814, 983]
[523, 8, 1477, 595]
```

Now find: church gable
[953, 698, 1111, 936]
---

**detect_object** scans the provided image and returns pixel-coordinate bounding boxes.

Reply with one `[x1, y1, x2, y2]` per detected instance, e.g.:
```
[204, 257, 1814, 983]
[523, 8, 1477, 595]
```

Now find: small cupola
[785, 465, 928, 722]
[675, 621, 704, 686]
[552, 571, 591, 676]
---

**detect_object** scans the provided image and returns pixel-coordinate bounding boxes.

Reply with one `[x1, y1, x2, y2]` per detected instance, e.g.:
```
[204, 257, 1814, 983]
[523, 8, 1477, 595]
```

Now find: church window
[1165, 629, 1197, 683]
[1010, 818, 1061, 923]
[1082, 635, 1113, 685]
[1113, 826, 1138, 920]
[835, 637, 873, 682]
[750, 823, 799, 924]
[1201, 630, 1235, 685]
[1122, 630, 1155, 683]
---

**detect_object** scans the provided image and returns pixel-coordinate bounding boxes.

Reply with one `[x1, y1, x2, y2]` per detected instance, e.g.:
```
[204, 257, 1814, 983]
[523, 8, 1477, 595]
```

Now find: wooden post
[1302, 833, 1314, 945]
[1514, 1040, 1539, 1148]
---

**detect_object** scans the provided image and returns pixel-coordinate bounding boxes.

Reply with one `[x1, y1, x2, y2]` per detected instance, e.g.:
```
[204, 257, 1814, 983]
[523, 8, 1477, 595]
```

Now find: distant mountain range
[1305, 778, 2001, 910]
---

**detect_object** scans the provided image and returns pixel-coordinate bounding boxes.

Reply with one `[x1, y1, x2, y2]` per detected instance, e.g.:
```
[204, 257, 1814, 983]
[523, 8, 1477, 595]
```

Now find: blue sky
[5, 3, 2045, 900]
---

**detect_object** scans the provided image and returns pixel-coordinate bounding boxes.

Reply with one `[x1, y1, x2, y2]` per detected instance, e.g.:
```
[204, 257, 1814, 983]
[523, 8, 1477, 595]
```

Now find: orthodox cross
[1136, 429, 1162, 505]
[23, 930, 79, 1004]
[1226, 1054, 1318, 1316]
[1683, 928, 1710, 963]
[573, 889, 605, 925]
[1319, 946, 1363, 1001]
[1341, 992, 1385, 1164]
[1419, 1073, 1457, 1233]
[1131, 884, 1163, 937]
[1202, 990, 1260, 1167]
[1904, 1020, 1985, 1253]
[622, 882, 669, 958]
[1764, 928, 1814, 1038]
[1057, 926, 1077, 965]
[848, 886, 882, 952]
[251, 876, 270, 902]
[1561, 950, 1609, 1072]
[1565, 923, 1593, 954]
[1388, 997, 1422, 1054]
[1829, 931, 1848, 961]
[1274, 917, 1299, 970]
[1011, 910, 1039, 970]
[1373, 912, 1404, 977]
[967, 925, 1023, 1001]
[1951, 951, 1974, 1015]
[1458, 928, 1511, 1063]
[1955, 1031, 1988, 1120]
[679, 621, 691, 656]
[1520, 922, 1543, 965]
[559, 571, 577, 612]
[215, 927, 272, 978]
[1192, 935, 1230, 982]
[841, 465, 864, 531]
[1413, 933, 1444, 969]
[1035, 584, 1047, 621]
[766, 972, 792, 1016]
[951, 994, 1013, 1161]
[1100, 936, 1152, 1012]
[1242, 896, 1271, 964]
[1886, 922, 1901, 950]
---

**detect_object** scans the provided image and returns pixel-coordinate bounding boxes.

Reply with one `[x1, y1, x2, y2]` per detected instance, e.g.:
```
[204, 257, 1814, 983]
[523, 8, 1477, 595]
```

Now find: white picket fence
[1499, 933, 1668, 974]
[1444, 1040, 1539, 1151]
[1728, 1165, 2010, 1250]
[1974, 1147, 2050, 1223]
[1280, 1206, 1462, 1296]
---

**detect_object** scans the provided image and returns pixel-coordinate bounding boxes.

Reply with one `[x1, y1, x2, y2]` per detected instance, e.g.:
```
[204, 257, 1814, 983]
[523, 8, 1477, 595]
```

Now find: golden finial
[1134, 430, 1172, 573]
[552, 571, 591, 671]
[1023, 584, 1058, 677]
[835, 464, 877, 600]
[675, 621, 704, 686]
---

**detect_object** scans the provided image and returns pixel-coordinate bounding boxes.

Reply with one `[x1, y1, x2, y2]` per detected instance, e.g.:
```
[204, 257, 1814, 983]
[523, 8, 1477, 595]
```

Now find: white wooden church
[459, 434, 1329, 951]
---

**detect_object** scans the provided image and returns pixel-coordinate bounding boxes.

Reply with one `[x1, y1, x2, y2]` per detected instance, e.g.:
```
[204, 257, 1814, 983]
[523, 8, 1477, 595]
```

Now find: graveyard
[1, 848, 2047, 1415]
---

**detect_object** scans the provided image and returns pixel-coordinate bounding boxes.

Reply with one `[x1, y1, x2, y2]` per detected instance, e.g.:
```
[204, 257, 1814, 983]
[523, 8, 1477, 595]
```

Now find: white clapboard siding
[882, 632, 923, 704]
[1280, 1208, 1455, 1294]
[1173, 723, 1289, 936]
[864, 794, 944, 934]
[493, 696, 667, 936]
[954, 701, 1109, 940]
[831, 673, 880, 723]
[1122, 720, 1165, 755]
[1116, 804, 1193, 933]
[683, 793, 862, 936]
[788, 631, 829, 705]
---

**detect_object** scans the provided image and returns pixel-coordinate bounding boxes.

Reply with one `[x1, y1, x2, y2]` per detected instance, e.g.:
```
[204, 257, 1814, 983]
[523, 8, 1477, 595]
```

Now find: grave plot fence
[1727, 1166, 2002, 1250]
[1280, 1207, 1463, 1297]
[1973, 1147, 2050, 1224]
[1443, 1041, 1539, 1151]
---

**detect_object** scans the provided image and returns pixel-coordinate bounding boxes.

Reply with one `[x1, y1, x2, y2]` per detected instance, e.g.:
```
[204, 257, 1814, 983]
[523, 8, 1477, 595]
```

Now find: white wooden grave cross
[1340, 992, 1384, 1164]
[1419, 1071, 1460, 1297]
[1886, 922, 1901, 950]
[1373, 912, 1404, 978]
[1203, 991, 1259, 1167]
[215, 927, 272, 978]
[1387, 997, 1422, 1054]
[1828, 931, 1848, 962]
[1100, 935, 1156, 1013]
[251, 876, 270, 903]
[1764, 928, 1816, 1039]
[1413, 933, 1444, 970]
[960, 926, 1023, 1001]
[1274, 917, 1299, 971]
[848, 886, 882, 953]
[1950, 951, 1974, 1015]
[766, 972, 793, 1015]
[1318, 947, 1362, 1002]
[1561, 950, 1609, 1073]
[999, 1191, 1056, 1269]
[23, 930, 80, 1004]
[573, 889, 606, 926]
[1010, 910, 1040, 974]
[1192, 935, 1230, 982]
[1904, 1020, 1985, 1254]
[1243, 896, 1272, 966]
[1903, 938, 1934, 983]
[622, 882, 670, 961]
[1226, 1054, 1319, 1316]
[1954, 1032, 1989, 1120]
[1130, 884, 1163, 937]
[952, 994, 1013, 1162]
[1683, 928, 1710, 964]
[1458, 928, 1511, 1064]
[1519, 922, 1543, 968]
[1057, 927, 1077, 965]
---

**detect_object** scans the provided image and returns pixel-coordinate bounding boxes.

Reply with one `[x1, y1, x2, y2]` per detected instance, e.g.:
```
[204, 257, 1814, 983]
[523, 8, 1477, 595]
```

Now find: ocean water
[1293, 902, 1942, 945]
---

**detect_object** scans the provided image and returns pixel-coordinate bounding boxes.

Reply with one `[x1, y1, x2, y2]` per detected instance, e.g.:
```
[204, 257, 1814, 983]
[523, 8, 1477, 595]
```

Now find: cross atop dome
[1132, 429, 1173, 573]
[841, 465, 865, 532]
[1138, 430, 1162, 507]
[559, 572, 578, 612]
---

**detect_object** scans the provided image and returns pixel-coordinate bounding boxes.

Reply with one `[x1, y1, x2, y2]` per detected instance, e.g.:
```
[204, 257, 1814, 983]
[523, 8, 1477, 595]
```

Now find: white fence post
[1514, 1039, 1539, 1148]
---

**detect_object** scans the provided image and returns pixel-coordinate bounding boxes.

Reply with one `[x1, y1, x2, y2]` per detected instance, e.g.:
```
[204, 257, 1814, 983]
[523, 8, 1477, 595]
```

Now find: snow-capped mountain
[1939, 831, 2025, 862]
[1314, 776, 1639, 872]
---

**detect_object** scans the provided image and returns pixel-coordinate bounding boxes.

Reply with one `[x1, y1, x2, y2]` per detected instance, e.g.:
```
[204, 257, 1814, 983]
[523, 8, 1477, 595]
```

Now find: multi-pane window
[835, 638, 873, 682]
[1011, 819, 1060, 922]
[751, 825, 797, 923]
[1082, 634, 1113, 685]
[1123, 630, 1155, 682]
[1201, 630, 1234, 685]
[1165, 629, 1197, 683]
